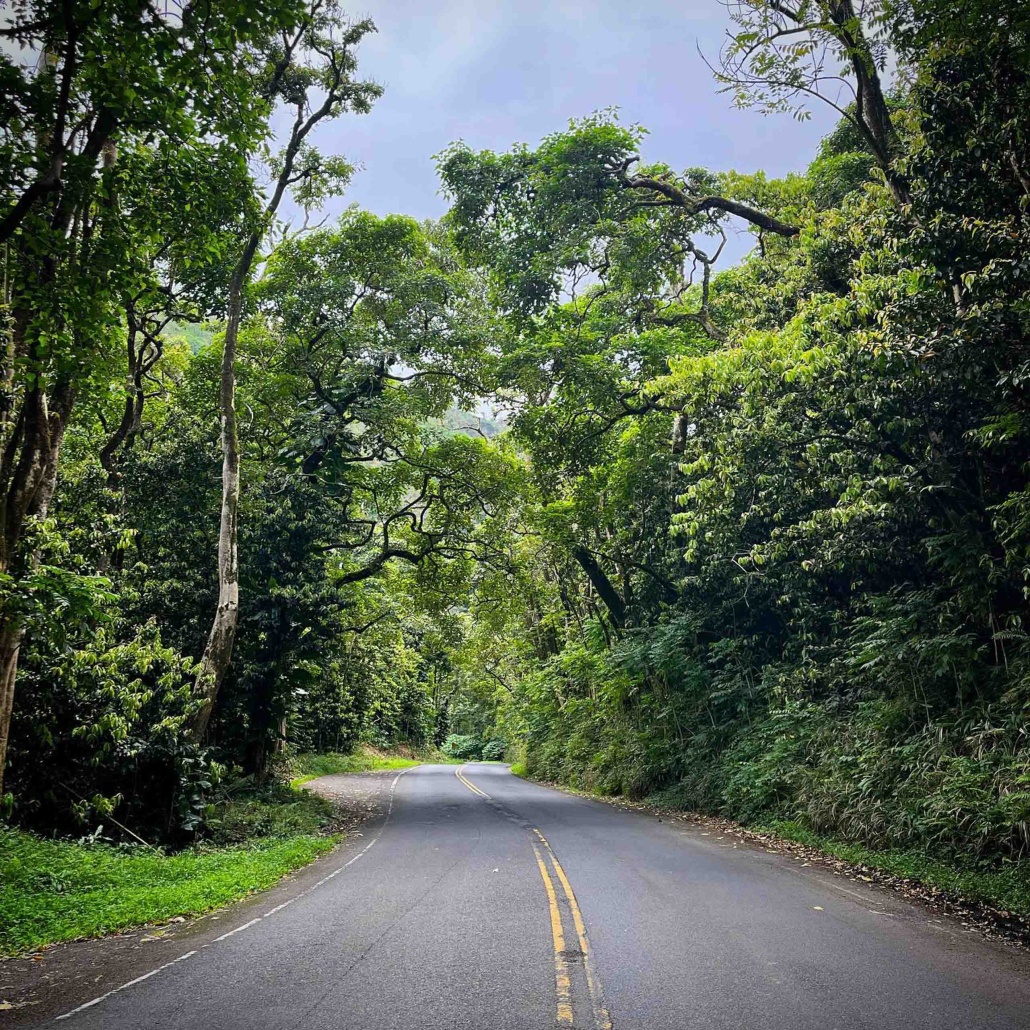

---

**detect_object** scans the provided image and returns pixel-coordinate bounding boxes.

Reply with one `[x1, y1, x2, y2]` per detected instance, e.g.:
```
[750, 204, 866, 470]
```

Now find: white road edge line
[826, 881, 887, 908]
[213, 917, 261, 942]
[55, 950, 198, 1020]
[53, 766, 414, 1023]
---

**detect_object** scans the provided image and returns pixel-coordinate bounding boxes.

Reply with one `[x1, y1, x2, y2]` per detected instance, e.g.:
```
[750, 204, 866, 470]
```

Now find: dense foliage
[2, 0, 1029, 878]
[435, 0, 1030, 868]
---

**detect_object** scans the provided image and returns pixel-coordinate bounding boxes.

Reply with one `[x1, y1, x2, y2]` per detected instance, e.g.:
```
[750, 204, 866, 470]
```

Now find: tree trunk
[244, 669, 281, 782]
[0, 618, 21, 796]
[99, 322, 149, 484]
[827, 0, 910, 208]
[0, 383, 72, 795]
[572, 546, 627, 629]
[186, 23, 373, 741]
[189, 254, 252, 742]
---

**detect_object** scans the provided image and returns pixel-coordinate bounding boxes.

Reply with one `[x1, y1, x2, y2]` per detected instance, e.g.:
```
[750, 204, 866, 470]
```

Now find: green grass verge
[509, 761, 527, 778]
[289, 744, 468, 786]
[290, 749, 422, 788]
[763, 820, 1030, 917]
[0, 826, 336, 956]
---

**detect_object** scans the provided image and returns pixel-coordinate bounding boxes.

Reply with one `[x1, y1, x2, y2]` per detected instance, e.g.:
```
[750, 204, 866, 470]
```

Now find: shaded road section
[35, 764, 1030, 1029]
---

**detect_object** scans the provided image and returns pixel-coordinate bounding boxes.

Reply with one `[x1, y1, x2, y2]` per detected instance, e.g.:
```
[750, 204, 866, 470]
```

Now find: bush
[8, 620, 216, 843]
[481, 738, 506, 761]
[441, 734, 484, 760]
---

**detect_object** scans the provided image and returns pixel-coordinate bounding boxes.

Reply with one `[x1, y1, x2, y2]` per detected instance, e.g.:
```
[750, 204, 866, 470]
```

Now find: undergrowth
[515, 758, 1030, 919]
[290, 749, 420, 787]
[0, 779, 346, 956]
[203, 780, 338, 844]
[764, 821, 1030, 918]
[0, 825, 336, 956]
[289, 744, 461, 787]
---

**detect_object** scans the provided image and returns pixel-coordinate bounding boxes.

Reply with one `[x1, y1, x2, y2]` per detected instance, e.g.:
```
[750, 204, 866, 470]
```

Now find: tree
[189, 3, 381, 741]
[431, 2, 1030, 861]
[0, 0, 310, 794]
[716, 1, 907, 204]
[438, 115, 804, 629]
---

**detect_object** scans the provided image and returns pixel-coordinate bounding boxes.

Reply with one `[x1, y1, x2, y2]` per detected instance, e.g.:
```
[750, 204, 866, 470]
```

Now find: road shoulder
[0, 770, 404, 1025]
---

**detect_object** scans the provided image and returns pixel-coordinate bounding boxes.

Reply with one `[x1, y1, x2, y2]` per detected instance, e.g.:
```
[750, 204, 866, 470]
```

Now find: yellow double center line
[533, 830, 612, 1030]
[455, 766, 613, 1030]
[533, 843, 575, 1024]
[455, 764, 491, 799]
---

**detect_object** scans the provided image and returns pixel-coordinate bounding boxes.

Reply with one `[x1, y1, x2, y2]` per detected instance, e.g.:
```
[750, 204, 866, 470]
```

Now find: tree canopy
[2, 0, 1029, 873]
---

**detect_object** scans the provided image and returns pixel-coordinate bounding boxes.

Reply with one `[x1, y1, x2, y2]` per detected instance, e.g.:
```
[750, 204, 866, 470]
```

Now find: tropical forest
[2, 0, 1030, 994]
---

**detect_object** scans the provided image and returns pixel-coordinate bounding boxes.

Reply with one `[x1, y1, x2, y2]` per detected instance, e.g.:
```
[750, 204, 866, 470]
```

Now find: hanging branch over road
[617, 160, 800, 237]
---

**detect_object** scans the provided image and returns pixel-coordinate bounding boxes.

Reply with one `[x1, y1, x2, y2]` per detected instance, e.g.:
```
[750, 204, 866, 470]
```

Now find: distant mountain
[165, 321, 215, 353]
[429, 408, 507, 439]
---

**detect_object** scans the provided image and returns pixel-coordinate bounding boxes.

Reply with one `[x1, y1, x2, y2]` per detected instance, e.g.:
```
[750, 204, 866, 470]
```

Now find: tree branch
[621, 173, 799, 236]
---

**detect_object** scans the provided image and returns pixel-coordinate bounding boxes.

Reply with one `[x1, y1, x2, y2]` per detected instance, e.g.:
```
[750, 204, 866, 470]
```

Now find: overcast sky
[312, 0, 838, 258]
[1, 2, 841, 261]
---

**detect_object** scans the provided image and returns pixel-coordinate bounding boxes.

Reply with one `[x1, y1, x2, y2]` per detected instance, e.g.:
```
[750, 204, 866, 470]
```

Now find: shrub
[481, 738, 506, 761]
[441, 734, 484, 760]
[7, 621, 215, 843]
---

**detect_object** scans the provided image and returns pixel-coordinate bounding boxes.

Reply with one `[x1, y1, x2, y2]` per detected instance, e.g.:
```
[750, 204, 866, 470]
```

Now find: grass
[0, 782, 344, 956]
[509, 761, 528, 778]
[289, 747, 423, 788]
[288, 744, 466, 787]
[0, 746, 470, 956]
[0, 825, 336, 956]
[763, 820, 1030, 918]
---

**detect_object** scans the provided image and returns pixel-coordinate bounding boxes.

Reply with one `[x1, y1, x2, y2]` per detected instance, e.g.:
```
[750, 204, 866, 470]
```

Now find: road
[32, 763, 1030, 1029]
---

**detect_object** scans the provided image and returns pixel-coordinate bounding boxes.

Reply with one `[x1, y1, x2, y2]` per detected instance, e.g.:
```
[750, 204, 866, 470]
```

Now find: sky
[0, 1, 841, 259]
[312, 0, 839, 258]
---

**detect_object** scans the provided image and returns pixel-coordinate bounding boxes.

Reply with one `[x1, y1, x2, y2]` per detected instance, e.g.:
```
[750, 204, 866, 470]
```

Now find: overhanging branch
[620, 172, 799, 237]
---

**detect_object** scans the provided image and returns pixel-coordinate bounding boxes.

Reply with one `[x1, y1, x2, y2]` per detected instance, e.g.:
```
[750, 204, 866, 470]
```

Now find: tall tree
[716, 1, 906, 203]
[0, 0, 308, 794]
[438, 116, 802, 623]
[189, 4, 381, 741]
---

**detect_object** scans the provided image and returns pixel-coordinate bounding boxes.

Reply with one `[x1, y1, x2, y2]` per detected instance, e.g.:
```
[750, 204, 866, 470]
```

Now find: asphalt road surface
[35, 764, 1030, 1029]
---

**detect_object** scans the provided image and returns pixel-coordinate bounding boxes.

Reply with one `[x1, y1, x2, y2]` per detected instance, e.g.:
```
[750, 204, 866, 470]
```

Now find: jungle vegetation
[1, 0, 1028, 896]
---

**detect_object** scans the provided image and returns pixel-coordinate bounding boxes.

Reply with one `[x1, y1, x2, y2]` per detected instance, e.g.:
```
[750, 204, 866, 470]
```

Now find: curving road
[29, 764, 1030, 1029]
